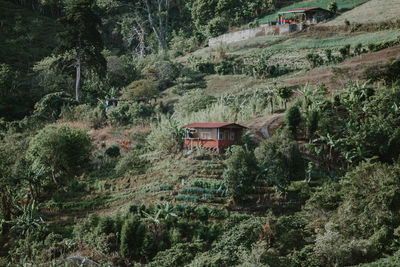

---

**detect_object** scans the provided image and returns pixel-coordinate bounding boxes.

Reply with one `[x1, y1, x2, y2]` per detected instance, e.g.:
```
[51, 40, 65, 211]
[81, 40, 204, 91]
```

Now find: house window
[200, 132, 211, 139]
[218, 132, 223, 140]
[230, 131, 235, 140]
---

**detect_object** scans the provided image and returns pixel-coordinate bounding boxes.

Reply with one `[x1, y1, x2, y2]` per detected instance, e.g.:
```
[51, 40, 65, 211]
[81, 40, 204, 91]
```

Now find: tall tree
[142, 0, 170, 52]
[54, 0, 106, 102]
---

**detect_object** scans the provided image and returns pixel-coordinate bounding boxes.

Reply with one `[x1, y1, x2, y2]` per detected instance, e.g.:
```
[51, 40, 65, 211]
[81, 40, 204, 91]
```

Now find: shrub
[115, 150, 148, 175]
[120, 214, 146, 259]
[194, 61, 215, 74]
[107, 102, 153, 126]
[105, 145, 120, 158]
[148, 240, 205, 267]
[223, 146, 258, 202]
[325, 49, 333, 63]
[285, 105, 301, 137]
[169, 30, 198, 58]
[147, 117, 184, 155]
[27, 125, 92, 184]
[174, 89, 215, 119]
[33, 92, 77, 122]
[306, 53, 324, 68]
[363, 58, 400, 85]
[354, 43, 363, 56]
[207, 17, 229, 37]
[215, 60, 234, 75]
[339, 44, 351, 59]
[121, 79, 160, 101]
[142, 60, 179, 91]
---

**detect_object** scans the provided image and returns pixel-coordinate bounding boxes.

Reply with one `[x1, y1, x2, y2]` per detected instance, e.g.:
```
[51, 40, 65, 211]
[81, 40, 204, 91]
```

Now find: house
[278, 7, 332, 25]
[183, 122, 247, 152]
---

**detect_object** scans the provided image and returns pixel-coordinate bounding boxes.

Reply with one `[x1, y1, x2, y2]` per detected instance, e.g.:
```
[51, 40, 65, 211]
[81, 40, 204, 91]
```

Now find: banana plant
[10, 199, 45, 237]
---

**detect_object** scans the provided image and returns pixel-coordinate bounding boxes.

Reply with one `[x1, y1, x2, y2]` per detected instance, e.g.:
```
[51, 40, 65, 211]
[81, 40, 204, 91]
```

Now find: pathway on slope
[244, 113, 285, 142]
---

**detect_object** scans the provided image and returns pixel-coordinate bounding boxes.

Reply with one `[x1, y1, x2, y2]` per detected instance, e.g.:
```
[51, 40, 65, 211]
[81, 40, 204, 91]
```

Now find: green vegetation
[3, 0, 400, 265]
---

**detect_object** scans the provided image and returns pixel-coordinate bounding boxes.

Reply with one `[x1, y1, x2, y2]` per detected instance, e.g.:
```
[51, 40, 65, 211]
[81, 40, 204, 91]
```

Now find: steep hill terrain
[2, 0, 400, 266]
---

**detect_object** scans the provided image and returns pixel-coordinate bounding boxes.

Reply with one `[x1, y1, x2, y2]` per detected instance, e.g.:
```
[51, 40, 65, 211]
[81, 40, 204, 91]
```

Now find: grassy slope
[325, 0, 400, 25]
[258, 0, 370, 23]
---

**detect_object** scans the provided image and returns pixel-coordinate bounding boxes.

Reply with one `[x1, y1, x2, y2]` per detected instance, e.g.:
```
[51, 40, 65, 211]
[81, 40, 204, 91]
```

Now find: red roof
[280, 7, 328, 14]
[182, 122, 245, 128]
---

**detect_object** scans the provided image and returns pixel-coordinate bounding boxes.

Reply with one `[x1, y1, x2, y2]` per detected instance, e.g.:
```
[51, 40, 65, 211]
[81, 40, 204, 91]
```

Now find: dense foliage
[2, 0, 400, 265]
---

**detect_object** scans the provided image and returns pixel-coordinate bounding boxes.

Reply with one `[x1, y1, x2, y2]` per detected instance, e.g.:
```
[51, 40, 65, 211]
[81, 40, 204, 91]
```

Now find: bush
[142, 60, 179, 91]
[169, 30, 198, 58]
[173, 89, 215, 119]
[325, 49, 333, 63]
[354, 43, 363, 56]
[339, 44, 351, 59]
[207, 17, 229, 37]
[121, 79, 160, 101]
[27, 125, 92, 184]
[33, 92, 77, 122]
[215, 60, 234, 75]
[306, 53, 324, 68]
[105, 145, 120, 158]
[223, 146, 258, 202]
[147, 117, 184, 155]
[148, 240, 205, 267]
[107, 102, 153, 126]
[363, 58, 400, 85]
[115, 150, 148, 175]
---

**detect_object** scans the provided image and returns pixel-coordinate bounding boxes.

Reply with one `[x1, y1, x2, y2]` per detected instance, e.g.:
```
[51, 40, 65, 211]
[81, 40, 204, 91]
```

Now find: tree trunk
[75, 53, 81, 103]
[143, 0, 168, 52]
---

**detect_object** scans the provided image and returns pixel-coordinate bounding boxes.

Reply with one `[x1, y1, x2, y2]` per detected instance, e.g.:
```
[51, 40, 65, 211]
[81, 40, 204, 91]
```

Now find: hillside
[325, 0, 400, 25]
[2, 0, 400, 266]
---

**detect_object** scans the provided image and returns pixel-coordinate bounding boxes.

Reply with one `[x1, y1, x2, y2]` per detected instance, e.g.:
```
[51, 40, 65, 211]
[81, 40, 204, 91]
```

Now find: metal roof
[182, 122, 246, 128]
[279, 7, 329, 14]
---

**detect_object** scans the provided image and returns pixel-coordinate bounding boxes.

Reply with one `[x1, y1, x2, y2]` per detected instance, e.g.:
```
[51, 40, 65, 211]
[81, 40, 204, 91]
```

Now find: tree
[54, 0, 106, 102]
[121, 12, 148, 57]
[255, 135, 305, 193]
[142, 0, 171, 51]
[120, 214, 146, 259]
[27, 125, 92, 184]
[277, 86, 293, 109]
[327, 1, 338, 15]
[285, 105, 301, 137]
[223, 146, 258, 202]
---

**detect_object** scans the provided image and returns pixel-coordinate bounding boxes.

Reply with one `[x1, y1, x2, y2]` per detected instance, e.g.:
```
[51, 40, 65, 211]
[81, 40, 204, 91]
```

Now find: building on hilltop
[183, 122, 247, 152]
[278, 7, 332, 25]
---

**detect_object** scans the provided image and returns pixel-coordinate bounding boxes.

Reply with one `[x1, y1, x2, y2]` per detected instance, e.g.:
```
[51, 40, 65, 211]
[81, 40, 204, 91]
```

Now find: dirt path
[284, 44, 400, 90]
[244, 113, 285, 142]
